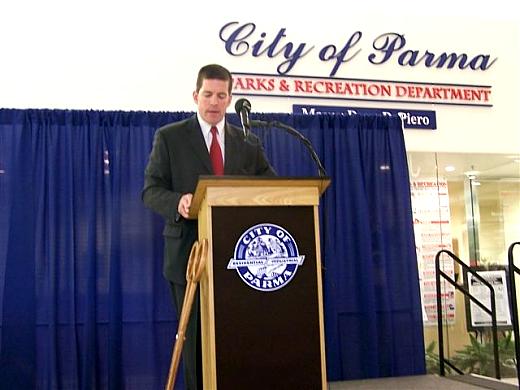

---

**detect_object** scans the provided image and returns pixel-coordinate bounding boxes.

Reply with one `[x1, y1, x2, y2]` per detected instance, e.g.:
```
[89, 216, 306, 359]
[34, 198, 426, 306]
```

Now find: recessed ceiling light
[444, 165, 456, 172]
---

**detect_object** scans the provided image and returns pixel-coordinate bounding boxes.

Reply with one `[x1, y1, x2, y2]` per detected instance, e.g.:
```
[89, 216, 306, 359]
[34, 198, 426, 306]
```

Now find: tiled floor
[328, 374, 519, 390]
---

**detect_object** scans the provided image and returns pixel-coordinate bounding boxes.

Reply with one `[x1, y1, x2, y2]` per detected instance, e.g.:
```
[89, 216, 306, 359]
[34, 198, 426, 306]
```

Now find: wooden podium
[188, 176, 330, 389]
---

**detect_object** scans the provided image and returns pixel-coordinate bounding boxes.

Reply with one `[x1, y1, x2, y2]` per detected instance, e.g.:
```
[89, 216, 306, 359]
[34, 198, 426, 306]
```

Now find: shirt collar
[196, 113, 225, 138]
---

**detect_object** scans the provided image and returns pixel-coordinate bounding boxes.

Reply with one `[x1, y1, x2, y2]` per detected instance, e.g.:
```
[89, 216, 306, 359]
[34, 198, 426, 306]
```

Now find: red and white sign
[233, 73, 492, 107]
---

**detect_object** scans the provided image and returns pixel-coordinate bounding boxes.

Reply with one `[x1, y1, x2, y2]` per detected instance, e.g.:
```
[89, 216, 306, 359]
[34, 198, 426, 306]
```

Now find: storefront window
[407, 151, 520, 382]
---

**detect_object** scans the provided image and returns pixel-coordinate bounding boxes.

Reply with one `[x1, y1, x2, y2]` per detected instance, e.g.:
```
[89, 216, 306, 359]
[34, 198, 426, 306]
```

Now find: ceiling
[407, 152, 520, 181]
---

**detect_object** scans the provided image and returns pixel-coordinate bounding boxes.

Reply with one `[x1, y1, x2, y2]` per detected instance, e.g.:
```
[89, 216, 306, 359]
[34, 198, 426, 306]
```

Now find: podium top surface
[188, 176, 331, 219]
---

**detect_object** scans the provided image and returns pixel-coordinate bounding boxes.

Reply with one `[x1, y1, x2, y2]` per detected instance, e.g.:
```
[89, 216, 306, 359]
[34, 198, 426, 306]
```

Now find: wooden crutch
[165, 238, 208, 390]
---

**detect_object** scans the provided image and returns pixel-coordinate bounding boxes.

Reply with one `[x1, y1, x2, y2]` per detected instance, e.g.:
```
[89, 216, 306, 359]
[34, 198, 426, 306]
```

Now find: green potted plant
[450, 331, 517, 378]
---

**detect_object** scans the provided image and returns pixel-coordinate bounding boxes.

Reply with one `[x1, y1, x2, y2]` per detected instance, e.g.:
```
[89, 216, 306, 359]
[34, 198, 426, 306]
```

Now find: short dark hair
[196, 64, 233, 94]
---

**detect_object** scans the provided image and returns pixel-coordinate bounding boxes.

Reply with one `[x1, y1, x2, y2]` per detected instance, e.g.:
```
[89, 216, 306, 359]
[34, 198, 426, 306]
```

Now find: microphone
[235, 98, 251, 139]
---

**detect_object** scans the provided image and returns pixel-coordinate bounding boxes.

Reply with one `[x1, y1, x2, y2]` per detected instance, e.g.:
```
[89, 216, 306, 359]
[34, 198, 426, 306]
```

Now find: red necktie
[209, 126, 224, 175]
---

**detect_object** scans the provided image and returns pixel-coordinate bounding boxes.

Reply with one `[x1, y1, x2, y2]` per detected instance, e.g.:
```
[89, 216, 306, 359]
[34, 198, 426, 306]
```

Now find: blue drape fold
[0, 109, 424, 389]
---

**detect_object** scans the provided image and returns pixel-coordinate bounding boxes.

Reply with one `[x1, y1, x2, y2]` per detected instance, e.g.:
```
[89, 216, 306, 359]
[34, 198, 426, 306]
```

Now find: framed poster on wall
[464, 266, 512, 331]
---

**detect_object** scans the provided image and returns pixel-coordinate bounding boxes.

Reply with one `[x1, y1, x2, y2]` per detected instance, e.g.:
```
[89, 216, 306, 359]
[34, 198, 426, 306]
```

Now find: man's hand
[177, 193, 193, 219]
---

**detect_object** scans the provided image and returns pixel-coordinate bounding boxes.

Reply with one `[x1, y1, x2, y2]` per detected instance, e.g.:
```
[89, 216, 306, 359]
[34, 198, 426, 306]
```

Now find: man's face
[193, 78, 232, 125]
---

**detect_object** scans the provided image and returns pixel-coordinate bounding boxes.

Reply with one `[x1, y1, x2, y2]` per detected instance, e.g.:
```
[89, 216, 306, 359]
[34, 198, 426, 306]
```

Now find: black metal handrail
[435, 249, 500, 379]
[507, 241, 520, 386]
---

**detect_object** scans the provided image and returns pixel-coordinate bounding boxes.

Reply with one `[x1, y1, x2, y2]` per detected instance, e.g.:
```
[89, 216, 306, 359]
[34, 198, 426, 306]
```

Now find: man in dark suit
[142, 64, 275, 390]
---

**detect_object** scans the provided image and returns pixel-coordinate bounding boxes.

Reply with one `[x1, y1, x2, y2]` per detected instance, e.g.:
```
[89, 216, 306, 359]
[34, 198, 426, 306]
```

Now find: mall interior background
[1, 0, 519, 386]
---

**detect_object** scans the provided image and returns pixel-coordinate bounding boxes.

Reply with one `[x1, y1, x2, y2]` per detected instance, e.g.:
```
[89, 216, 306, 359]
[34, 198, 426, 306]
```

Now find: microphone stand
[251, 120, 327, 178]
[250, 118, 330, 282]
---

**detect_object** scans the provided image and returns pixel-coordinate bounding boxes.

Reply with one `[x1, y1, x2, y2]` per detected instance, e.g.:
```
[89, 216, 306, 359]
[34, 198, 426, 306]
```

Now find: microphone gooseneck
[234, 98, 327, 177]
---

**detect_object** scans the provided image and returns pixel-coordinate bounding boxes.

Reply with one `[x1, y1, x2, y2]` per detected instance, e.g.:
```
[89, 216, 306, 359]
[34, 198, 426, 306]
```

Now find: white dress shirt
[197, 113, 225, 162]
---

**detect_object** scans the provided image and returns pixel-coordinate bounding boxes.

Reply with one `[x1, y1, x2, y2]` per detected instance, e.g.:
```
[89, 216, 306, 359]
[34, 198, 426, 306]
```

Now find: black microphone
[235, 98, 251, 139]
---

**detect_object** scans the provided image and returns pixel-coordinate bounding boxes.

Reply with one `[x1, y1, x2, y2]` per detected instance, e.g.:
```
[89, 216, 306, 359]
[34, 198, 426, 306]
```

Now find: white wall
[1, 0, 519, 154]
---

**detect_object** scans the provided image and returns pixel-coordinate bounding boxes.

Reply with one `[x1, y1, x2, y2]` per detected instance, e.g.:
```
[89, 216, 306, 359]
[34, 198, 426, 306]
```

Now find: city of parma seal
[227, 223, 305, 292]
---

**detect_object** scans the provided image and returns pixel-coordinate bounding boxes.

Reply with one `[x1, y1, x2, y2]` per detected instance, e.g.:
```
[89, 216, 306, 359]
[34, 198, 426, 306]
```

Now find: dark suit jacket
[142, 115, 276, 284]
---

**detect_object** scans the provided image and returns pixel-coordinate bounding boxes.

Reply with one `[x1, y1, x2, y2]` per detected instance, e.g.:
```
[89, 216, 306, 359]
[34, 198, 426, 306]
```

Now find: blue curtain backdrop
[0, 108, 425, 389]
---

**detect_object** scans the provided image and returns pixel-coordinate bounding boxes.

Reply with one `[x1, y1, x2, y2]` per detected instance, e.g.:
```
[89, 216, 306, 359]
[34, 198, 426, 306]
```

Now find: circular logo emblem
[227, 223, 305, 292]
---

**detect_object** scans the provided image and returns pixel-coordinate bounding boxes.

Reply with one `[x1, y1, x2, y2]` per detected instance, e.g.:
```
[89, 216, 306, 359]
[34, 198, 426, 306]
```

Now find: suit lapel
[224, 123, 241, 174]
[184, 116, 213, 173]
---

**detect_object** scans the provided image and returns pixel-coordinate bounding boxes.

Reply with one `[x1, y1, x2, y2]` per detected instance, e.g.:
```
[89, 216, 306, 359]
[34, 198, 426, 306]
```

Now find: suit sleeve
[142, 129, 182, 220]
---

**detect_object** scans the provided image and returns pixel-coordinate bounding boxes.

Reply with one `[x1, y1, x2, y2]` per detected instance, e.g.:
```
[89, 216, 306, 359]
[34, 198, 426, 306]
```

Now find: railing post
[436, 252, 445, 376]
[508, 242, 520, 386]
[434, 249, 502, 379]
